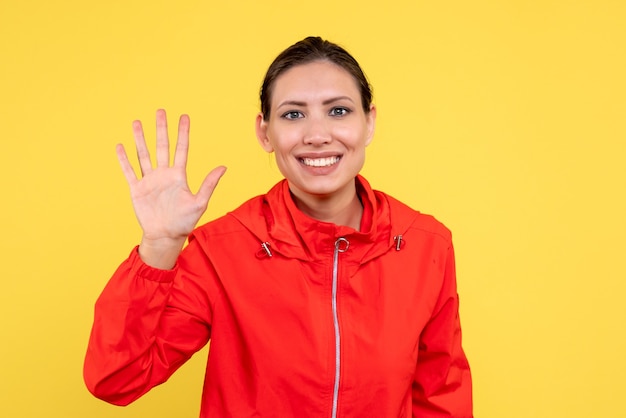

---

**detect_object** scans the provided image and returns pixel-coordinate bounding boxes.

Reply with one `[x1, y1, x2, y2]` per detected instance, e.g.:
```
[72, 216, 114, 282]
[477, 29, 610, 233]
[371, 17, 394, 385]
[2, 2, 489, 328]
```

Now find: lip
[296, 153, 343, 172]
[295, 151, 343, 159]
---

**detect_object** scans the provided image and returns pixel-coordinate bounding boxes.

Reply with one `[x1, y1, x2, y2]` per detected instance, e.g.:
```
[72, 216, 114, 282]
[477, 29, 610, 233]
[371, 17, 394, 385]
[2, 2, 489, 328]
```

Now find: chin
[292, 176, 356, 199]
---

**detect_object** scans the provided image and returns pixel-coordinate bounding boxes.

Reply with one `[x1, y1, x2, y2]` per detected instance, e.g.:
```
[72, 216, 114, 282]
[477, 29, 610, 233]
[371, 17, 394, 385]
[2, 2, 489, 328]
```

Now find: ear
[255, 113, 274, 153]
[364, 104, 377, 146]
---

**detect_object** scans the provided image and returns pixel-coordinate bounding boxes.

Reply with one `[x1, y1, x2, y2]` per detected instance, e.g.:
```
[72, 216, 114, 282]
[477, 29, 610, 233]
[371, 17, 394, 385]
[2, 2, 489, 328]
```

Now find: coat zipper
[331, 237, 349, 418]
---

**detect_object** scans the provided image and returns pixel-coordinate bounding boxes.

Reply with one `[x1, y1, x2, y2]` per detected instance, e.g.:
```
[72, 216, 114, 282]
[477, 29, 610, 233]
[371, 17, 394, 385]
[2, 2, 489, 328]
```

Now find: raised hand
[116, 109, 226, 269]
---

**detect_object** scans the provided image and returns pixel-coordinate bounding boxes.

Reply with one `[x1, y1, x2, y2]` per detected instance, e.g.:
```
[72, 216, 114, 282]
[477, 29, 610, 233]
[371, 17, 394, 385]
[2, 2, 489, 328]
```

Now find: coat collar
[229, 175, 416, 263]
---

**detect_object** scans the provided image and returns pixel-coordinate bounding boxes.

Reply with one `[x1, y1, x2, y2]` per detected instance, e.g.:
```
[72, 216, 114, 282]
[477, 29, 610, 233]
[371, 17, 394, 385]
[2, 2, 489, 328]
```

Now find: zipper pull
[334, 237, 350, 253]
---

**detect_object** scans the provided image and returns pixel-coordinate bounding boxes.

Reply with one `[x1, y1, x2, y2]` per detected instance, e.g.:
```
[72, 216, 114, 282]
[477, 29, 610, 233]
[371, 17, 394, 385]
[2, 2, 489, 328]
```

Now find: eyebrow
[277, 96, 355, 109]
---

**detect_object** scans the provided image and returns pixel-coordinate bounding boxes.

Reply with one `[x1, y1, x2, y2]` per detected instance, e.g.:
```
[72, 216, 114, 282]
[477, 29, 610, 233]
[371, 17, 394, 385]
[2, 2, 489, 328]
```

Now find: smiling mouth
[299, 156, 341, 167]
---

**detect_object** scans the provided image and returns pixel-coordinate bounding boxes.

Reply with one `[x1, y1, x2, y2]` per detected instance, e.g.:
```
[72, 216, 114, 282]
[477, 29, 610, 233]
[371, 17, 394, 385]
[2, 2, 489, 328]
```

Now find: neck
[290, 185, 363, 231]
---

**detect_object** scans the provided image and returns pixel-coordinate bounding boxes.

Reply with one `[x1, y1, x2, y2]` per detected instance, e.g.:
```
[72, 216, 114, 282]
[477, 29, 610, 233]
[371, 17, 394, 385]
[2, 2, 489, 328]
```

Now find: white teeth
[301, 156, 340, 167]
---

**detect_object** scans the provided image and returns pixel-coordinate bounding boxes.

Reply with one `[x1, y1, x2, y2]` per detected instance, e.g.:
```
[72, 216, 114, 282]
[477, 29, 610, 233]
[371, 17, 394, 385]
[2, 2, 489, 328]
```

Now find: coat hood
[228, 175, 420, 263]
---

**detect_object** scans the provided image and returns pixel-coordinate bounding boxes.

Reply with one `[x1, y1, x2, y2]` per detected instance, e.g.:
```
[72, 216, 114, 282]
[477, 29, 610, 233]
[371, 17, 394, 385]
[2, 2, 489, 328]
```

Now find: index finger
[173, 114, 190, 168]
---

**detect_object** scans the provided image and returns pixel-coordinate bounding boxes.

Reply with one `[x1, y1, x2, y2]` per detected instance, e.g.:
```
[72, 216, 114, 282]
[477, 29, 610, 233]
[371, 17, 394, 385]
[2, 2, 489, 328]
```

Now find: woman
[84, 36, 473, 417]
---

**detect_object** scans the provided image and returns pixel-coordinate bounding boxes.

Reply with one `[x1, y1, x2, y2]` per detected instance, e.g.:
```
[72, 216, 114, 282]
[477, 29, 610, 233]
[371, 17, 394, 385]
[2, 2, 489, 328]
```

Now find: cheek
[269, 124, 299, 146]
[267, 133, 295, 163]
[335, 124, 369, 147]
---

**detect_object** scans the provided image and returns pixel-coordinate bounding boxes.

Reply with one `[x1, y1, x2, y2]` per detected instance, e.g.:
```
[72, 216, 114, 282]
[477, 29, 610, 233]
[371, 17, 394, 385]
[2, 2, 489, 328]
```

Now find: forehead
[271, 60, 361, 104]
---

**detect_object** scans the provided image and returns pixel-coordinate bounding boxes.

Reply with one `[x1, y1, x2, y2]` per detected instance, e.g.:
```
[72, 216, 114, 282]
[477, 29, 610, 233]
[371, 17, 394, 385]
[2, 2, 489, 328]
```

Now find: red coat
[84, 176, 472, 417]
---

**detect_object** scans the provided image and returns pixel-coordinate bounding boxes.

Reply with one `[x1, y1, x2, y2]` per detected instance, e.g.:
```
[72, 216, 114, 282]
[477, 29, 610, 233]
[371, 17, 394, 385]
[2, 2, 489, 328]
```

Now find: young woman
[84, 36, 473, 417]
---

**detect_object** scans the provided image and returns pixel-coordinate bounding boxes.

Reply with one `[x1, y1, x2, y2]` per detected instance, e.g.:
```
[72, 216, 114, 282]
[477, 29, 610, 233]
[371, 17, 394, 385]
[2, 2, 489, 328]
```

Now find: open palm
[117, 109, 226, 267]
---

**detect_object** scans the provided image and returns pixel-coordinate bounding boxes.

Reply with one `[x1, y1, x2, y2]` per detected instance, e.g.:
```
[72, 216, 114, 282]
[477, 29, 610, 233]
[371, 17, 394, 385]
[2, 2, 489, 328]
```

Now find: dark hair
[260, 36, 373, 119]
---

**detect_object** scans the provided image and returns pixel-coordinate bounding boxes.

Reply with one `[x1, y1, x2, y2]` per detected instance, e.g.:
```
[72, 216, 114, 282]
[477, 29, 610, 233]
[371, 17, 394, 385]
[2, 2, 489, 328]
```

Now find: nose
[303, 115, 331, 146]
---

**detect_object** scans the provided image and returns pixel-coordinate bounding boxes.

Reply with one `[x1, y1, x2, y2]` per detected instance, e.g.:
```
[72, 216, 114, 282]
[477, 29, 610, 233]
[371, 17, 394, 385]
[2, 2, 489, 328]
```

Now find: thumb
[196, 166, 227, 206]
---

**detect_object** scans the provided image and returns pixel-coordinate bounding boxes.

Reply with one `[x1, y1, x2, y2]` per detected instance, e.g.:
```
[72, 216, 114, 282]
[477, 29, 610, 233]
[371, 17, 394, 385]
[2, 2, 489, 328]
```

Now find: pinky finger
[116, 143, 138, 185]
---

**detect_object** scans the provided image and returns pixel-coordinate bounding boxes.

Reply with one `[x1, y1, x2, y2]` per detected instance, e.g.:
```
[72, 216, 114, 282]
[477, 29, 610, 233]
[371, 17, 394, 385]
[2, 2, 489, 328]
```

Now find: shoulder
[376, 189, 452, 244]
[190, 194, 266, 243]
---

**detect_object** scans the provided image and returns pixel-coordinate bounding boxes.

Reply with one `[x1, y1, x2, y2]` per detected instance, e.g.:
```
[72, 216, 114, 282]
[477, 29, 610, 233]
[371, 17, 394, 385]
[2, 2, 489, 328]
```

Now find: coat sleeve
[412, 243, 473, 417]
[83, 237, 217, 406]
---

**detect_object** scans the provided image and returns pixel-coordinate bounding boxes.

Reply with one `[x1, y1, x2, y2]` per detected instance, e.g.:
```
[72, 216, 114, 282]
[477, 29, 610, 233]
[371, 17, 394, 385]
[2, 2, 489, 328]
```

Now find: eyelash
[282, 111, 303, 120]
[330, 107, 350, 117]
[281, 107, 351, 120]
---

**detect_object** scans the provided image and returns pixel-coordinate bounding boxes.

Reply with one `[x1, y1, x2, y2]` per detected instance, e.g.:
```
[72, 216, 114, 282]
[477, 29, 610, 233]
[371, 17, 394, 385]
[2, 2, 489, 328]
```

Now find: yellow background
[1, 1, 624, 417]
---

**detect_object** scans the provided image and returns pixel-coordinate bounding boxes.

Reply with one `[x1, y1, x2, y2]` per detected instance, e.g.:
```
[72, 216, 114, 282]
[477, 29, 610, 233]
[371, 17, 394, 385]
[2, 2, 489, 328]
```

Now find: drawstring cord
[255, 242, 273, 258]
[393, 235, 404, 251]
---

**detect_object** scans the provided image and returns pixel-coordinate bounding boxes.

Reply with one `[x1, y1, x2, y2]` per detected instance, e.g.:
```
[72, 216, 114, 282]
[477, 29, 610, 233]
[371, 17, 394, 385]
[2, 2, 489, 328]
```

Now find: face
[256, 60, 376, 205]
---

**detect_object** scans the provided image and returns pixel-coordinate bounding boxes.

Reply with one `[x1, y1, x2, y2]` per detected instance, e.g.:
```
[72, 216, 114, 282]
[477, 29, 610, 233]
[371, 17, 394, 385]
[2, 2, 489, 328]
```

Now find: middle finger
[155, 109, 170, 167]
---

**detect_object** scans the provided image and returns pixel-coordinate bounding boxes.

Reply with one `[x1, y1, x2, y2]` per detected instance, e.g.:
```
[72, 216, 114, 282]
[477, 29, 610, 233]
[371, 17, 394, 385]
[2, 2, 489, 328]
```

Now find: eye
[282, 111, 304, 120]
[329, 107, 350, 117]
